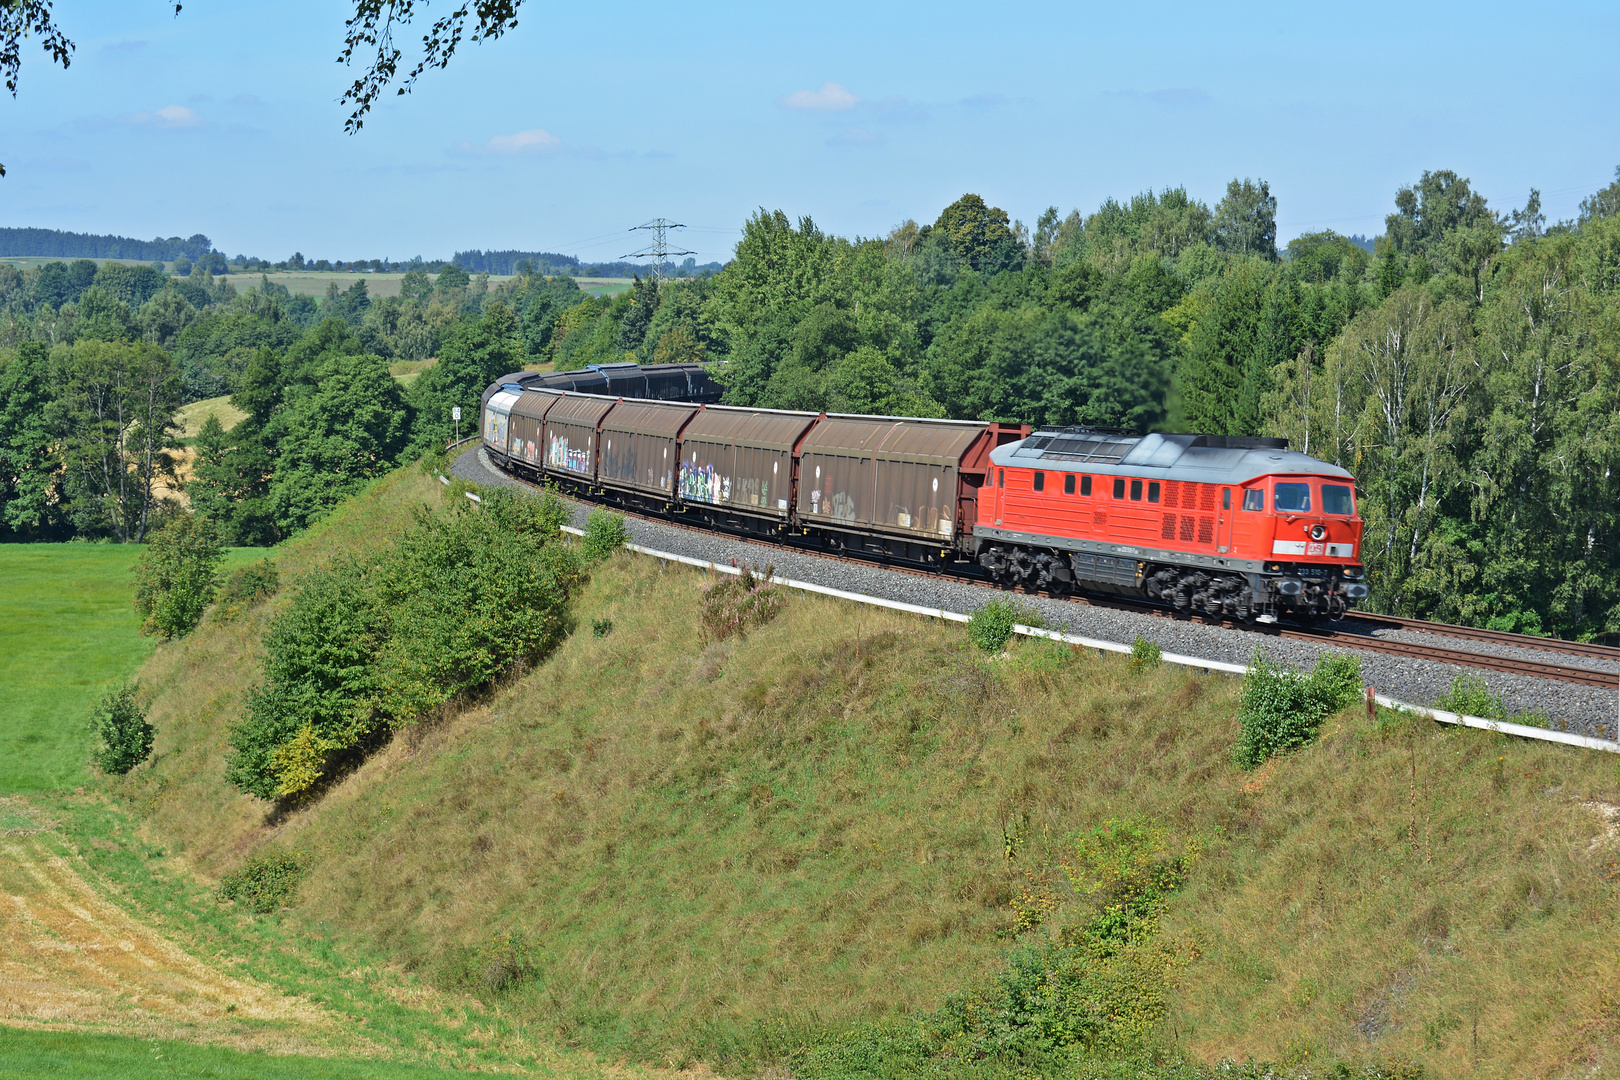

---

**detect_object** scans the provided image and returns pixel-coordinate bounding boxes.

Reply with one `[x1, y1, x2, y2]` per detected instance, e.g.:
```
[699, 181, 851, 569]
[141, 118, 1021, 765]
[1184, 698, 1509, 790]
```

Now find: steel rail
[1346, 611, 1620, 661]
[1273, 626, 1617, 688]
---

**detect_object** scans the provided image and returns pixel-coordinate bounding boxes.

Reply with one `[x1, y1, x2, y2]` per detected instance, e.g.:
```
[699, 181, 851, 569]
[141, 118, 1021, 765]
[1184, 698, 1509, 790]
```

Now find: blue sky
[4, 0, 1617, 265]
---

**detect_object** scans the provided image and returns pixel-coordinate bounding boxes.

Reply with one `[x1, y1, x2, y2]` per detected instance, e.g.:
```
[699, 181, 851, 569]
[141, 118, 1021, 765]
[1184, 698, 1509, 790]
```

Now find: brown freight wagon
[542, 393, 619, 485]
[506, 389, 561, 474]
[598, 399, 702, 504]
[676, 406, 820, 536]
[797, 415, 1015, 564]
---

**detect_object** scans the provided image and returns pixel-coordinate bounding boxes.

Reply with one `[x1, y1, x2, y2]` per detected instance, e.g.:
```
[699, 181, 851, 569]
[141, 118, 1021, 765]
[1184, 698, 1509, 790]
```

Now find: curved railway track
[1347, 611, 1620, 662]
[476, 451, 1620, 692]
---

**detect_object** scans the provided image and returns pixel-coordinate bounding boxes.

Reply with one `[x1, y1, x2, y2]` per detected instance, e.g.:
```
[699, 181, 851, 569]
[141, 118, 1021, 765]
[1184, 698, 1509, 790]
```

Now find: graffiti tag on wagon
[680, 460, 730, 504]
[548, 434, 591, 474]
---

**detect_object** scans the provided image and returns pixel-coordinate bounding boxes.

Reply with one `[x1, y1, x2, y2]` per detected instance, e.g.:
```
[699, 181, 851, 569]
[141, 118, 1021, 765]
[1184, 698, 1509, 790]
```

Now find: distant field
[0, 259, 638, 298]
[388, 357, 437, 386]
[574, 277, 632, 296]
[0, 255, 167, 270]
[174, 394, 246, 438]
[0, 544, 267, 793]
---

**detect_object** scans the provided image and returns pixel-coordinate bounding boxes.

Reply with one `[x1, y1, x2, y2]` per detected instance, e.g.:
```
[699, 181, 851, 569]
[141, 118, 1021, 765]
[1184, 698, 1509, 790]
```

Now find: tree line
[2, 228, 727, 279]
[0, 227, 214, 262]
[5, 165, 1620, 637]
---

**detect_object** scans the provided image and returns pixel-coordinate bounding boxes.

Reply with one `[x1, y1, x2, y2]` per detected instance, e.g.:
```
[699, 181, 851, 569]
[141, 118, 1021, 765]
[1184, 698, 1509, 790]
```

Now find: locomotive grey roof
[990, 429, 1353, 486]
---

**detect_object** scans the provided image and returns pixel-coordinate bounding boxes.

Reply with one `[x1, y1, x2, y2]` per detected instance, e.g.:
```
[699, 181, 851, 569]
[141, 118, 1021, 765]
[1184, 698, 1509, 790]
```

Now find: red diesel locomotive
[481, 378, 1368, 622]
[975, 427, 1368, 621]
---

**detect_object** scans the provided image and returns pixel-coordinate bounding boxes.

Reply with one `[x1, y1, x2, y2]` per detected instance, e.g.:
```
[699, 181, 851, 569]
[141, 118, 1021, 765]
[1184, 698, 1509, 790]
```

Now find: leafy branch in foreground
[0, 0, 74, 177]
[339, 1, 523, 133]
[2, 1, 521, 176]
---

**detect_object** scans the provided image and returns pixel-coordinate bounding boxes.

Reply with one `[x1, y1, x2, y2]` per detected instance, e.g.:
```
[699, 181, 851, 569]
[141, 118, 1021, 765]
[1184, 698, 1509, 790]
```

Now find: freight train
[479, 365, 1369, 622]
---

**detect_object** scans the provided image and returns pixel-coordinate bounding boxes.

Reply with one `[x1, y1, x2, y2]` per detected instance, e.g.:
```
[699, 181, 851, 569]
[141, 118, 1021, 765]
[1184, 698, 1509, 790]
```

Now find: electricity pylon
[622, 219, 696, 281]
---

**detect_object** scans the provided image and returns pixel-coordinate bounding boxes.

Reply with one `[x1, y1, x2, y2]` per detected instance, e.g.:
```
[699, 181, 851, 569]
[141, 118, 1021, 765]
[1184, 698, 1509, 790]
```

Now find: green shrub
[471, 931, 539, 994]
[967, 596, 1043, 653]
[225, 492, 584, 800]
[1232, 651, 1363, 769]
[1433, 673, 1504, 720]
[1129, 634, 1163, 672]
[91, 681, 154, 775]
[1432, 673, 1550, 728]
[225, 562, 388, 799]
[580, 508, 630, 561]
[702, 564, 784, 641]
[210, 558, 280, 623]
[217, 851, 305, 914]
[132, 513, 224, 639]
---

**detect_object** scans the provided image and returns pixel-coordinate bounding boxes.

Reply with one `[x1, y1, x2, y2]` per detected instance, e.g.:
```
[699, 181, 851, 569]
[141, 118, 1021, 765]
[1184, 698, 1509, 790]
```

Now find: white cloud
[779, 82, 860, 111]
[457, 127, 563, 156]
[121, 104, 203, 128]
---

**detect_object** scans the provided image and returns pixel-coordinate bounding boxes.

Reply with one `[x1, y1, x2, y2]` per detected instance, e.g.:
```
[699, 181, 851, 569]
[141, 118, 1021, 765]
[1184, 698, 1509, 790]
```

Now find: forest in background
[3, 166, 1620, 637]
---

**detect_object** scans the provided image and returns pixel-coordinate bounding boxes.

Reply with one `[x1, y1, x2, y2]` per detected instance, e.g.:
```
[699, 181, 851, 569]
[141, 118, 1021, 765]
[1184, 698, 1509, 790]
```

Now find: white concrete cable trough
[555, 522, 1620, 757]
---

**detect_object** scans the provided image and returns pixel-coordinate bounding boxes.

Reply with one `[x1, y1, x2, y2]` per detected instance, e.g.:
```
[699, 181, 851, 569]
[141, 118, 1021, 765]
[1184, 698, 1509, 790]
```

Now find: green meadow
[0, 1029, 471, 1080]
[0, 544, 265, 793]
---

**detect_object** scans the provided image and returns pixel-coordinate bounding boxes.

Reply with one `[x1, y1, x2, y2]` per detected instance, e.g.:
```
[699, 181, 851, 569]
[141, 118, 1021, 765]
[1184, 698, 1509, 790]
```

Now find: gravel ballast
[455, 448, 1620, 742]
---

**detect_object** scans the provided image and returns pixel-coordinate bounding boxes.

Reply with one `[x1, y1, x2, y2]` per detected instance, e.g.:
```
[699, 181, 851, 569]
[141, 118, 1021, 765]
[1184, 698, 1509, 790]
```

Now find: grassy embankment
[94, 461, 1620, 1078]
[0, 543, 265, 793]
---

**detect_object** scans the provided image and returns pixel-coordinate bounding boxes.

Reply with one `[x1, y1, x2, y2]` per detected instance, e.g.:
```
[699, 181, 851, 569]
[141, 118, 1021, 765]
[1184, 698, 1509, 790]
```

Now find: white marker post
[452, 405, 461, 446]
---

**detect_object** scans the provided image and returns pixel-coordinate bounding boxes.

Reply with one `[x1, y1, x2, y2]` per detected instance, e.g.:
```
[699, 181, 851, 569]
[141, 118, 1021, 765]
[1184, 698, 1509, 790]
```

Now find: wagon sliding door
[677, 407, 817, 519]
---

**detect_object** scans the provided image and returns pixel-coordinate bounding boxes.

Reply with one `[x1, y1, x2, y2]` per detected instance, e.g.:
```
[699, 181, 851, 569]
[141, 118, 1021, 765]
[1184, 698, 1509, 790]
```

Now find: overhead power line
[622, 218, 696, 281]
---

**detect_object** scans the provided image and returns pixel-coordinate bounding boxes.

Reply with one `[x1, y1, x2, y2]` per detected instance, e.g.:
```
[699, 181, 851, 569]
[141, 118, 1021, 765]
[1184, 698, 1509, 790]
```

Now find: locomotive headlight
[1277, 578, 1303, 596]
[1307, 523, 1327, 541]
[1342, 565, 1365, 580]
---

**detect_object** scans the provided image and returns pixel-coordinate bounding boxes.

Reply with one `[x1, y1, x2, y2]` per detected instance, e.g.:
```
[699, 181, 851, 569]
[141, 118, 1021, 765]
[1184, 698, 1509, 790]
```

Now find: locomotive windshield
[1274, 482, 1311, 513]
[1322, 484, 1354, 515]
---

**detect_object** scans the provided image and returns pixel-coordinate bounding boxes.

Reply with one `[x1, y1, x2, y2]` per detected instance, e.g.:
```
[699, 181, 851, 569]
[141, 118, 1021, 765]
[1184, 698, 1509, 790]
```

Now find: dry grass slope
[114, 466, 1620, 1078]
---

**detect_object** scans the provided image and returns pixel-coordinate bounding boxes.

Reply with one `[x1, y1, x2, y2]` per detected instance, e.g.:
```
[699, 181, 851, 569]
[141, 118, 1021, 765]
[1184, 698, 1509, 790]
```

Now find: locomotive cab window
[1242, 489, 1264, 512]
[1222, 488, 1231, 510]
[1063, 474, 1075, 495]
[1130, 479, 1143, 501]
[1274, 482, 1311, 513]
[1322, 484, 1354, 515]
[1147, 481, 1160, 503]
[998, 469, 1004, 488]
[1081, 475, 1092, 496]
[1112, 478, 1125, 499]
[1033, 471, 1045, 492]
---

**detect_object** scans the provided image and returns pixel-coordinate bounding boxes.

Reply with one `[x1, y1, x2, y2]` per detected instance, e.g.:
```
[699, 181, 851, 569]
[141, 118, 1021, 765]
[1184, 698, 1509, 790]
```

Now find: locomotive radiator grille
[1178, 515, 1195, 542]
[1161, 513, 1176, 539]
[1197, 517, 1215, 544]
